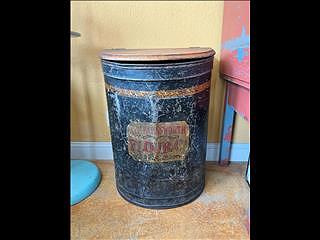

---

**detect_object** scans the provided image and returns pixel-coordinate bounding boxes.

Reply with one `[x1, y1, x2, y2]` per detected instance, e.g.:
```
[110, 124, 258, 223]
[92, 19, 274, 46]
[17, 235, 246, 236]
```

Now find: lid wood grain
[100, 48, 215, 61]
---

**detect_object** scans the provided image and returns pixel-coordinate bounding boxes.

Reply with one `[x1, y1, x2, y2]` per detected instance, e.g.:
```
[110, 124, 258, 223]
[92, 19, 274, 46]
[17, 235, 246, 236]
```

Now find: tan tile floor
[71, 161, 250, 240]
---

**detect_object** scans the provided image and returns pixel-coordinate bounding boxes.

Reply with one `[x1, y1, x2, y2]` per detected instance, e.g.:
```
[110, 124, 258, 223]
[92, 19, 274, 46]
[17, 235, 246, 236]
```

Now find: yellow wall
[71, 1, 249, 143]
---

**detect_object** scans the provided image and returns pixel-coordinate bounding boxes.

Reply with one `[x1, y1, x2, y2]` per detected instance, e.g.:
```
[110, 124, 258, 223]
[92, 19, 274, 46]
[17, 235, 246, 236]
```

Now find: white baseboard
[71, 142, 250, 162]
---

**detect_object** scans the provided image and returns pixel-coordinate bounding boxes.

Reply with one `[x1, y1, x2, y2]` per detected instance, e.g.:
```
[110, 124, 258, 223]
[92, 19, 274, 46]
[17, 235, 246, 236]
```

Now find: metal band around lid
[105, 81, 210, 99]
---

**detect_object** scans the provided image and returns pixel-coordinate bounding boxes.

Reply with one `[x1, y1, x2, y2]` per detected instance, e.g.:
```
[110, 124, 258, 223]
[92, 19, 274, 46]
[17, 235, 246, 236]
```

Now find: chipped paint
[219, 91, 235, 165]
[220, 1, 250, 84]
[222, 26, 250, 62]
[223, 125, 233, 141]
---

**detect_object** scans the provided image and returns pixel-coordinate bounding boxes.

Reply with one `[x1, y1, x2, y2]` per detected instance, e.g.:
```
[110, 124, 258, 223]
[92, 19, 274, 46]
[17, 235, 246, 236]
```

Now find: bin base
[116, 181, 205, 209]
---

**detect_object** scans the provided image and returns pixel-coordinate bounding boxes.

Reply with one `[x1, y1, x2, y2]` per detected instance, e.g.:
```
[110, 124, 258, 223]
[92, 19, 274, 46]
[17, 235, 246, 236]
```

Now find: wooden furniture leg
[246, 155, 250, 184]
[219, 85, 235, 166]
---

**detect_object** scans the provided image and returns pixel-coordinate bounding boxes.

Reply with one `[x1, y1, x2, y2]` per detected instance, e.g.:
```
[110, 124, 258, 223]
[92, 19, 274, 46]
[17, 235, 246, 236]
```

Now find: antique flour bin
[100, 48, 215, 209]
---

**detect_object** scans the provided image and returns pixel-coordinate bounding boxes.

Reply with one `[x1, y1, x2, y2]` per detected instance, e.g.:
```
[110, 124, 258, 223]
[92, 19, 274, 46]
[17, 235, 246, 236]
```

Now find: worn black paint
[101, 56, 214, 209]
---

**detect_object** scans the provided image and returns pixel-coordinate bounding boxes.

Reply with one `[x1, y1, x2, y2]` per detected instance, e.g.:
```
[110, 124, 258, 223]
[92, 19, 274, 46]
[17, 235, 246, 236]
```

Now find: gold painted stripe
[105, 81, 210, 98]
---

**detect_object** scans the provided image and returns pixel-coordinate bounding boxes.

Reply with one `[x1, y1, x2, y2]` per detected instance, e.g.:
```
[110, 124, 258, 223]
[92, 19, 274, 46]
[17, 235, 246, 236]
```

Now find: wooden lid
[100, 47, 215, 61]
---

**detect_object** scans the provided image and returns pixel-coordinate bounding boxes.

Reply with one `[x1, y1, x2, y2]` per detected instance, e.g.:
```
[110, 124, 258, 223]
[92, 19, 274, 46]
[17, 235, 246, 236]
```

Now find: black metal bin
[100, 48, 215, 209]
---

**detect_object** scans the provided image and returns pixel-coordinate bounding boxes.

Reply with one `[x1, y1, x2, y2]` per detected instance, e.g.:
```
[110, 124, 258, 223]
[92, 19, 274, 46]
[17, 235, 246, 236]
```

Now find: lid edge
[100, 48, 216, 61]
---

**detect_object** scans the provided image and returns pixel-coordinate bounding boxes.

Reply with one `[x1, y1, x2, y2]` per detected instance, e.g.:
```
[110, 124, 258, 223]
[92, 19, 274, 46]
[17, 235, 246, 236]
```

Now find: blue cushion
[71, 160, 101, 205]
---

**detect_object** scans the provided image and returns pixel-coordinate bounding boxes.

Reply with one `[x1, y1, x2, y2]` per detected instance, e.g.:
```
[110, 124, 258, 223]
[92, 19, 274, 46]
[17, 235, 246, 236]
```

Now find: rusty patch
[127, 121, 189, 163]
[106, 81, 210, 99]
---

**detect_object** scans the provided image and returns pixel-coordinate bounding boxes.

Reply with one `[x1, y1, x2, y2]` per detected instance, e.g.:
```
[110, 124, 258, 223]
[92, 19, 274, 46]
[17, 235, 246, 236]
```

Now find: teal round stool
[71, 160, 101, 205]
[70, 32, 101, 205]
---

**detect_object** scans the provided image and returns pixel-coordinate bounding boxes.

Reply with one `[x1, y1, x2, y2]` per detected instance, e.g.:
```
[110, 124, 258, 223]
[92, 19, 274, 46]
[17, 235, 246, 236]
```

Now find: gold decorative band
[105, 81, 210, 98]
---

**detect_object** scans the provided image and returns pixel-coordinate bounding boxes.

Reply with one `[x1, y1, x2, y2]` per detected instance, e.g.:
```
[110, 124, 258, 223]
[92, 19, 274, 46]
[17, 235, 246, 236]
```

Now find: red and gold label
[127, 121, 189, 163]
